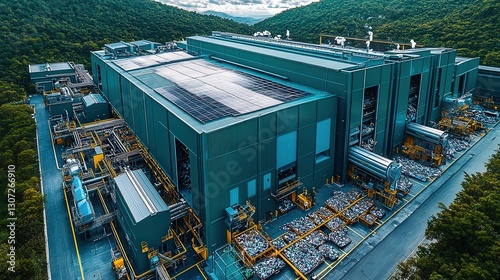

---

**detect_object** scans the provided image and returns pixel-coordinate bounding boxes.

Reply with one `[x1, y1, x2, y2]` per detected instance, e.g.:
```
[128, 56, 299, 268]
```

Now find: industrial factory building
[90, 32, 480, 255]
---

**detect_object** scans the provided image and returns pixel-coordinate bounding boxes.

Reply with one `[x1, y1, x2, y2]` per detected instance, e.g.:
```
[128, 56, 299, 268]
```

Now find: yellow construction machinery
[111, 249, 130, 280]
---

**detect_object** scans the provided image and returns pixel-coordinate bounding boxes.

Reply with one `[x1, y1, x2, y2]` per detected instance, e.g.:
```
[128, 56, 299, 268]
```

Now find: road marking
[63, 183, 85, 280]
[346, 226, 365, 238]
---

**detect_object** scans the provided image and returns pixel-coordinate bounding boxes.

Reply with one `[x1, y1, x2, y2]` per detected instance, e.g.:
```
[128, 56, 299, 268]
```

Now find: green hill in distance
[254, 0, 500, 66]
[201, 10, 269, 25]
[0, 0, 253, 91]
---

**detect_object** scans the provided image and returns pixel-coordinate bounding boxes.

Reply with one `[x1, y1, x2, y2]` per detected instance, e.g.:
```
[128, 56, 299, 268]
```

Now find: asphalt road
[331, 127, 500, 280]
[34, 95, 80, 280]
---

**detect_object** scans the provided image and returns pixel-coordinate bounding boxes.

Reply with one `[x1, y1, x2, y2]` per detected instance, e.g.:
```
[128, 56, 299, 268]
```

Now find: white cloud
[155, 0, 319, 17]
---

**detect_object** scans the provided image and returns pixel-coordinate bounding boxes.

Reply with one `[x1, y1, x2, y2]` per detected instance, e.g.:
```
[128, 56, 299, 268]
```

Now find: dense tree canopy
[1, 0, 499, 279]
[0, 1, 252, 278]
[0, 0, 254, 92]
[255, 0, 500, 66]
[392, 148, 500, 279]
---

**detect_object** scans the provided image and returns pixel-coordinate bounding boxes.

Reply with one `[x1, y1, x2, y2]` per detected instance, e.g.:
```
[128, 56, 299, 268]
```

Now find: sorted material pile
[342, 208, 359, 223]
[468, 109, 497, 124]
[282, 231, 299, 244]
[396, 176, 413, 194]
[284, 240, 324, 275]
[278, 223, 289, 231]
[279, 199, 295, 213]
[308, 207, 334, 225]
[347, 189, 362, 202]
[304, 230, 328, 247]
[353, 198, 374, 214]
[318, 244, 340, 260]
[252, 257, 285, 280]
[444, 137, 470, 160]
[272, 237, 287, 250]
[289, 217, 316, 235]
[329, 228, 351, 248]
[235, 229, 269, 258]
[359, 213, 377, 227]
[326, 191, 350, 212]
[395, 156, 442, 181]
[326, 217, 345, 232]
[370, 206, 386, 219]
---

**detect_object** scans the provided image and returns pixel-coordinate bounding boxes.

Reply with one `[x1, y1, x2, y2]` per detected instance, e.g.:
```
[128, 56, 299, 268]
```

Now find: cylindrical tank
[406, 122, 448, 147]
[348, 146, 402, 182]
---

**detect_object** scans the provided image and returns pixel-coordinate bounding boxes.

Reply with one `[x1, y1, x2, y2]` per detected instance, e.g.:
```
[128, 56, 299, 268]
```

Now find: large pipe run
[348, 146, 402, 182]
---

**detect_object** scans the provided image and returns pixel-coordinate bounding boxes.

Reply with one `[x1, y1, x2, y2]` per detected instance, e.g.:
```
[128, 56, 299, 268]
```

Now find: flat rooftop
[95, 49, 330, 132]
[29, 62, 74, 73]
[190, 35, 363, 71]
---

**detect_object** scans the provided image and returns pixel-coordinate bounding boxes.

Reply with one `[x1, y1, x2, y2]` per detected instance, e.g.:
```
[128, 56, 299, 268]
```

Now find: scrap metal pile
[252, 257, 285, 280]
[396, 176, 413, 195]
[329, 227, 352, 248]
[318, 244, 340, 260]
[359, 213, 377, 227]
[289, 217, 317, 235]
[278, 199, 296, 213]
[284, 240, 324, 275]
[347, 189, 362, 203]
[325, 191, 351, 212]
[235, 229, 270, 258]
[468, 109, 498, 124]
[304, 230, 328, 247]
[370, 206, 386, 219]
[395, 156, 442, 182]
[326, 217, 345, 232]
[308, 207, 334, 225]
[271, 237, 287, 250]
[444, 137, 470, 160]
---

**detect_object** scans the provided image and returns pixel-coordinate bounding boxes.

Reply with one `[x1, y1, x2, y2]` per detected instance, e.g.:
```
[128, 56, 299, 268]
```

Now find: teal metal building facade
[91, 32, 479, 253]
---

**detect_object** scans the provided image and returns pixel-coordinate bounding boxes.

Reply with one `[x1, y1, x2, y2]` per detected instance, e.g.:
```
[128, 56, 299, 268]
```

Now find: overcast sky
[155, 0, 320, 17]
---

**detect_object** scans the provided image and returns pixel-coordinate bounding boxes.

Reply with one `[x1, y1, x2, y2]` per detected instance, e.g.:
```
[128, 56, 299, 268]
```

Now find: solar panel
[134, 59, 310, 123]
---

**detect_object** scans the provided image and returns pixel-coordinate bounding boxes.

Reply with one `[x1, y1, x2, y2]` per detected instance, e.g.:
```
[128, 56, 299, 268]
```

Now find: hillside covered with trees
[392, 149, 500, 279]
[0, 0, 252, 279]
[0, 0, 253, 93]
[1, 0, 499, 279]
[255, 0, 500, 66]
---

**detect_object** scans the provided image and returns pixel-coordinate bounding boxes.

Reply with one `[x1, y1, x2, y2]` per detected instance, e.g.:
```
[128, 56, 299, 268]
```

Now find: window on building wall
[247, 179, 256, 198]
[230, 187, 239, 206]
[276, 131, 297, 168]
[316, 118, 331, 163]
[263, 173, 271, 190]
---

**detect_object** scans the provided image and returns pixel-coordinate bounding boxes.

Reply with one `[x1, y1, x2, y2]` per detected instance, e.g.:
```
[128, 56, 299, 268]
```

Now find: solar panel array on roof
[113, 51, 193, 71]
[133, 59, 311, 123]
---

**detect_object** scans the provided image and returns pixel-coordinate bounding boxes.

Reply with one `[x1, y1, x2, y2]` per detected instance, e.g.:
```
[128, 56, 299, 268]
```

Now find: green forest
[392, 150, 500, 279]
[0, 0, 253, 93]
[0, 0, 252, 279]
[0, 0, 499, 279]
[255, 0, 500, 66]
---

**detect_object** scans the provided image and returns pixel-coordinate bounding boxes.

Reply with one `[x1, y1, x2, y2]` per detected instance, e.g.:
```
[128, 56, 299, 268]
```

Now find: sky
[155, 0, 320, 17]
